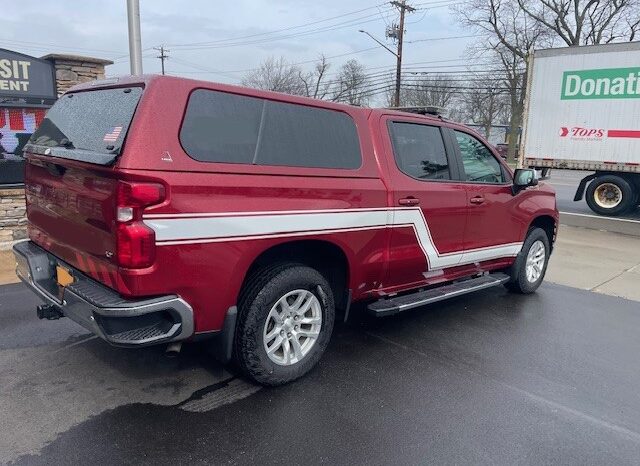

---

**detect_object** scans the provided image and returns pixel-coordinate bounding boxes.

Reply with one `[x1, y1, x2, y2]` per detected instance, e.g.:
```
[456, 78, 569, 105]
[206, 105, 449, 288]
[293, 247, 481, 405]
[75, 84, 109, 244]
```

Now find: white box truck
[521, 42, 640, 216]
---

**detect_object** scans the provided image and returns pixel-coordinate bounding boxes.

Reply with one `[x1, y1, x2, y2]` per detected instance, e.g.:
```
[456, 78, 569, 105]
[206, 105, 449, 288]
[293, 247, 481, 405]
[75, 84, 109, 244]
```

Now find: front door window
[454, 131, 505, 184]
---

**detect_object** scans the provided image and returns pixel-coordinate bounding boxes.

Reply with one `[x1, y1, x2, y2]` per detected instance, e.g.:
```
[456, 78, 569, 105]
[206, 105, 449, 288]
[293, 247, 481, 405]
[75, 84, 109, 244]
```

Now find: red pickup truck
[14, 75, 558, 385]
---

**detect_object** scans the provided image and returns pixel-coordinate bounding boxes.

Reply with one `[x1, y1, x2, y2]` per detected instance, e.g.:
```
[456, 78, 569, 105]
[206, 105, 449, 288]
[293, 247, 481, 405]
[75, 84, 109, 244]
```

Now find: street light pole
[359, 29, 400, 105]
[358, 30, 398, 57]
[127, 0, 143, 75]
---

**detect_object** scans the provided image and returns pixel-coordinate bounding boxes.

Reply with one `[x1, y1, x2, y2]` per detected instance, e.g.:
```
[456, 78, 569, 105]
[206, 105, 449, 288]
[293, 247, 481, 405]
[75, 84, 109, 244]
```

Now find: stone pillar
[41, 54, 114, 96]
[0, 188, 27, 249]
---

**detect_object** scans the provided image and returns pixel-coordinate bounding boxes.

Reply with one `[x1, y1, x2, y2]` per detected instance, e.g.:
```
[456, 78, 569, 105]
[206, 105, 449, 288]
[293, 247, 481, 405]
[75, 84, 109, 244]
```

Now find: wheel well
[242, 240, 350, 312]
[529, 215, 556, 250]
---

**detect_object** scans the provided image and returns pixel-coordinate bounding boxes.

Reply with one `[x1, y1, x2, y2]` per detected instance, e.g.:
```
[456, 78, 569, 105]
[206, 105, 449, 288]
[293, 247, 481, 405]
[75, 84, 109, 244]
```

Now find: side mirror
[512, 168, 538, 195]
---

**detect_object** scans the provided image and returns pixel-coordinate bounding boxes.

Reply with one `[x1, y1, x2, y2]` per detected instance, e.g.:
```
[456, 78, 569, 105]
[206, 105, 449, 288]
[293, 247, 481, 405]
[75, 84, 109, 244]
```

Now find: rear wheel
[505, 227, 550, 294]
[235, 263, 335, 386]
[585, 175, 635, 216]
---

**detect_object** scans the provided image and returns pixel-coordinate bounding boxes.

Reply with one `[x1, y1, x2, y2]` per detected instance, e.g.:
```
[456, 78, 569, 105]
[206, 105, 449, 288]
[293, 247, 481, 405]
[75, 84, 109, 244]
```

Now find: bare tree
[241, 56, 306, 95]
[455, 0, 547, 162]
[402, 74, 459, 109]
[243, 56, 372, 105]
[382, 73, 459, 110]
[331, 59, 371, 106]
[299, 55, 332, 99]
[461, 77, 508, 139]
[517, 0, 640, 46]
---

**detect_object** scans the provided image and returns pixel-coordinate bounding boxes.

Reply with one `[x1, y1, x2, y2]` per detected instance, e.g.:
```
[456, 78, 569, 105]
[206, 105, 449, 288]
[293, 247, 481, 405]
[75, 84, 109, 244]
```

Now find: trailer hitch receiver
[37, 304, 64, 320]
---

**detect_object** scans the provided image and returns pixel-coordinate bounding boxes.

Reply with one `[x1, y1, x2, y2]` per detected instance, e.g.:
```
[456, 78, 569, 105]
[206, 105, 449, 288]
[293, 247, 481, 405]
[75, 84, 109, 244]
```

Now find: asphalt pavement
[2, 281, 640, 465]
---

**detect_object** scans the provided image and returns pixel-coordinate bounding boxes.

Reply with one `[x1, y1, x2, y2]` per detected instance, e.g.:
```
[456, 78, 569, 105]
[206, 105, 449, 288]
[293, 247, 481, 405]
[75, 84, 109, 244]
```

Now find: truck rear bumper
[13, 241, 194, 347]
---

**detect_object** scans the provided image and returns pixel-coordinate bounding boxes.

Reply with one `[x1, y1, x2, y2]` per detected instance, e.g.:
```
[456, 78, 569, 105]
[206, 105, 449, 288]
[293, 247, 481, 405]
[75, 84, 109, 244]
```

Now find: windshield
[28, 87, 143, 162]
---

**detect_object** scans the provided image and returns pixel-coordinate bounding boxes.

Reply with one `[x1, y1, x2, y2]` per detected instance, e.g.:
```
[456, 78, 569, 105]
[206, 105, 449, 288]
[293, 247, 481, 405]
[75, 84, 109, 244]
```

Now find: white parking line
[548, 182, 579, 187]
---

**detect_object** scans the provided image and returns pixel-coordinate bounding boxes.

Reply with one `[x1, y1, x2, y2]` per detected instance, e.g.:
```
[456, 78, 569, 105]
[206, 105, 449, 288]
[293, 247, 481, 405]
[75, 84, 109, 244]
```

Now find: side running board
[368, 273, 510, 317]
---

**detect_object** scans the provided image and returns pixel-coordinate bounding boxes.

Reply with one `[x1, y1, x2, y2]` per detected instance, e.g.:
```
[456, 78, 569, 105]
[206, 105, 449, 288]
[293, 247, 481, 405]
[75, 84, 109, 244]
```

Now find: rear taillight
[117, 182, 165, 207]
[116, 181, 165, 269]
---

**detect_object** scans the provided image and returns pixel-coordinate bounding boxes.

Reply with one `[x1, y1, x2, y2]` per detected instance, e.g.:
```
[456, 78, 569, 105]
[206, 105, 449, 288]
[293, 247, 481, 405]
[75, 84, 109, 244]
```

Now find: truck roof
[67, 74, 459, 128]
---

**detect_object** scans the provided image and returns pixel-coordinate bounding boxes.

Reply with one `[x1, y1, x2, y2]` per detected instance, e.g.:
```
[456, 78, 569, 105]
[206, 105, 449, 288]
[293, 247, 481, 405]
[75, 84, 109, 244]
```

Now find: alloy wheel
[525, 240, 546, 283]
[263, 289, 322, 366]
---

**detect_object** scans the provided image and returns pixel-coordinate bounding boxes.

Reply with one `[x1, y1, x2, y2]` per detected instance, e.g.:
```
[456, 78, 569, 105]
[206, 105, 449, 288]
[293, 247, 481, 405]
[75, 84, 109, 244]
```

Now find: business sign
[0, 49, 56, 100]
[561, 67, 640, 100]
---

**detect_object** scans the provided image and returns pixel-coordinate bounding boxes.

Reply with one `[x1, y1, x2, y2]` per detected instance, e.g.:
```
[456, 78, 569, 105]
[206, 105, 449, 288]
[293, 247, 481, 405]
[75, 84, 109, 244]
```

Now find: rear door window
[388, 122, 451, 180]
[179, 89, 361, 169]
[28, 87, 143, 164]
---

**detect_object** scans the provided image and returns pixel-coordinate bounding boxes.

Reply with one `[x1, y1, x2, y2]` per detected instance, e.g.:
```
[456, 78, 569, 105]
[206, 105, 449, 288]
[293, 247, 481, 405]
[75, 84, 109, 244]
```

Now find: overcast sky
[3, 0, 474, 101]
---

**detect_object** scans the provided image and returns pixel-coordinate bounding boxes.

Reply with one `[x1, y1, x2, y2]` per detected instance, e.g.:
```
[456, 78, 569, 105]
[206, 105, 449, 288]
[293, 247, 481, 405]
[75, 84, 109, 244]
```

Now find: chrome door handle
[470, 196, 485, 204]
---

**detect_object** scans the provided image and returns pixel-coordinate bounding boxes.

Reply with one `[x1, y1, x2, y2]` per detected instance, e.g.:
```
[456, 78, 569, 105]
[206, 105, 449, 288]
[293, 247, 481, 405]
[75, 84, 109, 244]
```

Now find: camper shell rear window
[26, 86, 143, 165]
[179, 89, 362, 169]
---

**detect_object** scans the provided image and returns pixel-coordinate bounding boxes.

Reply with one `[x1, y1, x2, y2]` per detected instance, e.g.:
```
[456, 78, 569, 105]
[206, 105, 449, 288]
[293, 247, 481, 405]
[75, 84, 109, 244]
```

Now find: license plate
[56, 265, 74, 287]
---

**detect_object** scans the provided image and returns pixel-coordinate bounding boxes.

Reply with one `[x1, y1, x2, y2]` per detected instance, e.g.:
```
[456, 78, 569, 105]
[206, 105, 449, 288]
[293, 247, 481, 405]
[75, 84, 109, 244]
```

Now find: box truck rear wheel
[585, 175, 635, 216]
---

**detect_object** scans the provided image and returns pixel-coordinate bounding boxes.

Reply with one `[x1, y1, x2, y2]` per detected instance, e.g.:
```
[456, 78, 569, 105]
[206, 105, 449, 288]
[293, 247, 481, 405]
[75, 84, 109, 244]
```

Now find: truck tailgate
[25, 157, 120, 288]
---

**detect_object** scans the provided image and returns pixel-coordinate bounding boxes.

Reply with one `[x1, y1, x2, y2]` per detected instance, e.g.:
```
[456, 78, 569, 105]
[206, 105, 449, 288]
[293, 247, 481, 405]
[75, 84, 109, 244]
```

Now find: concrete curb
[560, 212, 640, 237]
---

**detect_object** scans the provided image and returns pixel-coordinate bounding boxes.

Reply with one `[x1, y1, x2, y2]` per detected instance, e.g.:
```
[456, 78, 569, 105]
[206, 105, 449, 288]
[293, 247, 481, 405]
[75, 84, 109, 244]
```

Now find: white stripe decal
[144, 207, 522, 269]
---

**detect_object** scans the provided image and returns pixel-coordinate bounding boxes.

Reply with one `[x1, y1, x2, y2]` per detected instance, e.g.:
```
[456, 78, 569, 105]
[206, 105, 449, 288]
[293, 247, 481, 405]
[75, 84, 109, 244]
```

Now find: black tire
[234, 263, 335, 386]
[632, 188, 640, 212]
[505, 227, 550, 294]
[585, 175, 635, 216]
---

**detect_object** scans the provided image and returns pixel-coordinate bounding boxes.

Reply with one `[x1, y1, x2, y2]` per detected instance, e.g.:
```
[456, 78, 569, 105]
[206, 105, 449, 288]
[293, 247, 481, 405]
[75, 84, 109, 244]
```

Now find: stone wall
[0, 188, 27, 249]
[42, 54, 114, 96]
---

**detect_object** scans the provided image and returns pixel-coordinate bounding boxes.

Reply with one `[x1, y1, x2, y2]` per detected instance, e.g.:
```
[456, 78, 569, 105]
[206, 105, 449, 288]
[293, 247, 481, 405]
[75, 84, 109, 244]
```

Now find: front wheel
[234, 264, 335, 386]
[505, 227, 551, 294]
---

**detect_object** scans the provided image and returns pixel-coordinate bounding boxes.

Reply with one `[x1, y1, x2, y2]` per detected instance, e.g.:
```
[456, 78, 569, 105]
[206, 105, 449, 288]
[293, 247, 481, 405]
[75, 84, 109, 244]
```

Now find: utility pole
[155, 45, 169, 75]
[126, 0, 143, 75]
[390, 1, 415, 107]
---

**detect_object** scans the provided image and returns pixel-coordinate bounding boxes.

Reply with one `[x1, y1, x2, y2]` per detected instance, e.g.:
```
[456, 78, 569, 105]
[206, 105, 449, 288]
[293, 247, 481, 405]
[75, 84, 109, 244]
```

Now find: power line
[167, 9, 394, 50]
[170, 57, 240, 80]
[166, 0, 457, 49]
[173, 36, 479, 79]
[111, 48, 155, 64]
[169, 12, 394, 51]
[202, 47, 382, 75]
[406, 33, 476, 43]
[321, 74, 522, 96]
[166, 3, 389, 48]
[0, 38, 124, 55]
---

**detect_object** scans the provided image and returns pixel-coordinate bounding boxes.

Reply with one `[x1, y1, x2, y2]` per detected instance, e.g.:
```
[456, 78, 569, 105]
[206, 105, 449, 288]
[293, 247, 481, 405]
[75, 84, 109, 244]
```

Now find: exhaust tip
[165, 342, 182, 357]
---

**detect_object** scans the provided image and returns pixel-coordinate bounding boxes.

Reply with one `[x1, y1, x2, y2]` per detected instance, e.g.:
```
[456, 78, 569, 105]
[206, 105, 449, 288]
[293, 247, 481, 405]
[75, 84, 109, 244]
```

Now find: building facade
[0, 49, 112, 249]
